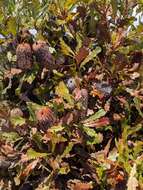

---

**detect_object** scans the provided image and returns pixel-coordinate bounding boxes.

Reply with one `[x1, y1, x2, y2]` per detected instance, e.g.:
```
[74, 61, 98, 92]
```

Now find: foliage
[0, 0, 143, 189]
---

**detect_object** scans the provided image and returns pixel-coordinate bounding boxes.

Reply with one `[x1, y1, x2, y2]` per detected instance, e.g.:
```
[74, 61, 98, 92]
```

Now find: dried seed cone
[16, 43, 33, 70]
[35, 107, 56, 131]
[32, 40, 55, 68]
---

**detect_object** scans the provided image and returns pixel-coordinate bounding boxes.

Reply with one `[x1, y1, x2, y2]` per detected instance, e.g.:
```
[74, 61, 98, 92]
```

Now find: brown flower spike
[35, 107, 56, 130]
[16, 43, 33, 70]
[32, 40, 55, 69]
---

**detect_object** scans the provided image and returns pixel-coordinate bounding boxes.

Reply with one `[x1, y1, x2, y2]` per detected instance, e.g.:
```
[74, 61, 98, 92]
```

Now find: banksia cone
[35, 107, 56, 131]
[16, 43, 33, 70]
[32, 40, 55, 69]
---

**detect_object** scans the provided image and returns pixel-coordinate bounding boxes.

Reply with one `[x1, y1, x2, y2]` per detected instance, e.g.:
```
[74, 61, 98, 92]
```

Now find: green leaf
[11, 116, 26, 127]
[60, 39, 75, 57]
[83, 109, 106, 123]
[55, 81, 74, 105]
[59, 164, 70, 175]
[27, 148, 48, 160]
[83, 127, 97, 137]
[80, 47, 101, 68]
[111, 0, 118, 17]
[6, 17, 17, 35]
[83, 127, 103, 145]
[48, 125, 64, 133]
[61, 142, 74, 158]
[133, 97, 143, 117]
[26, 102, 42, 121]
[24, 73, 36, 84]
[32, 132, 43, 150]
[64, 0, 78, 9]
[0, 132, 20, 142]
[53, 70, 64, 77]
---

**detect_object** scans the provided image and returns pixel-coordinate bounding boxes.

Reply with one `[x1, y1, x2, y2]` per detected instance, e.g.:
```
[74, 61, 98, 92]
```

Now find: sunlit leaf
[127, 163, 139, 190]
[0, 132, 20, 142]
[83, 126, 103, 145]
[83, 109, 106, 123]
[80, 47, 101, 68]
[59, 164, 70, 175]
[133, 97, 143, 117]
[55, 81, 74, 105]
[61, 142, 74, 158]
[60, 39, 75, 57]
[48, 125, 64, 133]
[27, 148, 48, 160]
[11, 116, 26, 127]
[111, 0, 118, 17]
[24, 73, 36, 84]
[6, 17, 17, 35]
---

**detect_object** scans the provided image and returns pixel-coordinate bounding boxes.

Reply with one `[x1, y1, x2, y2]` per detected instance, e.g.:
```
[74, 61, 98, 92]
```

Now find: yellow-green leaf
[55, 81, 74, 105]
[80, 47, 101, 68]
[11, 116, 26, 127]
[27, 148, 48, 160]
[60, 39, 75, 57]
[83, 109, 106, 123]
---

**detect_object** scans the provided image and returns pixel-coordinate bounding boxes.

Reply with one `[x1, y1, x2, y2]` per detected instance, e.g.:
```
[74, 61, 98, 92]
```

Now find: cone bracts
[32, 40, 55, 69]
[35, 106, 56, 131]
[16, 43, 33, 70]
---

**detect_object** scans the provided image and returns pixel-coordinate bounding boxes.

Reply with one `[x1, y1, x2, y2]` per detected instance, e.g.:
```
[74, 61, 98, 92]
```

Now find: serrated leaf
[127, 163, 138, 190]
[75, 47, 89, 64]
[58, 164, 70, 175]
[27, 148, 48, 160]
[60, 39, 75, 57]
[55, 81, 74, 105]
[32, 132, 43, 150]
[80, 47, 101, 68]
[24, 73, 36, 84]
[83, 109, 106, 123]
[21, 159, 39, 178]
[61, 142, 74, 158]
[6, 17, 17, 35]
[83, 127, 103, 145]
[133, 97, 143, 117]
[111, 0, 118, 17]
[0, 132, 20, 142]
[64, 0, 78, 9]
[11, 116, 26, 127]
[48, 125, 64, 133]
[27, 102, 42, 121]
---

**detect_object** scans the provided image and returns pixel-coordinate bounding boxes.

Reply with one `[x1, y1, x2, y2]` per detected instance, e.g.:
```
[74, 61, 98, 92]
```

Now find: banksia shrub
[32, 40, 55, 68]
[16, 43, 33, 70]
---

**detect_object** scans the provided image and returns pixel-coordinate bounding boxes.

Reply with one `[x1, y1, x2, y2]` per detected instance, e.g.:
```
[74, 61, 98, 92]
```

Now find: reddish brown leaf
[48, 158, 59, 171]
[20, 159, 39, 178]
[73, 182, 93, 190]
[83, 117, 110, 128]
[75, 47, 89, 64]
[4, 68, 22, 79]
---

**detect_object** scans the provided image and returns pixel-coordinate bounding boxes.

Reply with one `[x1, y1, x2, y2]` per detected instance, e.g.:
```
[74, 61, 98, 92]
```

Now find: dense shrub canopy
[0, 0, 143, 189]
